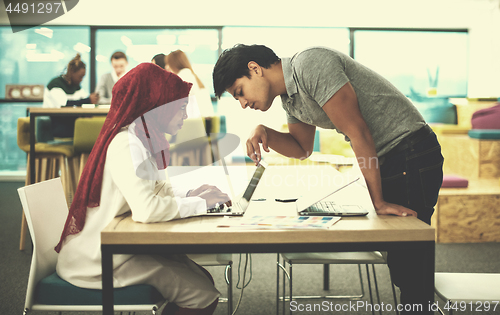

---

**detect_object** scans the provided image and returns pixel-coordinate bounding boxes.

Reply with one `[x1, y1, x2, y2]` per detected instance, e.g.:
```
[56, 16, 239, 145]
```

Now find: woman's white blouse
[56, 128, 205, 288]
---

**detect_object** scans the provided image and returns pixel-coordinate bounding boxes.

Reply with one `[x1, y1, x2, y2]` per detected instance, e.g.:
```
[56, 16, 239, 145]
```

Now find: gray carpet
[1, 181, 499, 315]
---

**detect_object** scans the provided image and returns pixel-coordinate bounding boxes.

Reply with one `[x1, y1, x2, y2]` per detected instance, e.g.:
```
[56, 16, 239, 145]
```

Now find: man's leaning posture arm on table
[213, 44, 443, 314]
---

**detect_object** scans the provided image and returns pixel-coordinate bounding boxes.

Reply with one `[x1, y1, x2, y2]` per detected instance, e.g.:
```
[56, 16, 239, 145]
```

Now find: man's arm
[246, 121, 316, 163]
[321, 82, 417, 217]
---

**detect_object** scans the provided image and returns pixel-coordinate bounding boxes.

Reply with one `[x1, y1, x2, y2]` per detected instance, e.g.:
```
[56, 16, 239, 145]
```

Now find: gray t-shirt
[281, 47, 425, 156]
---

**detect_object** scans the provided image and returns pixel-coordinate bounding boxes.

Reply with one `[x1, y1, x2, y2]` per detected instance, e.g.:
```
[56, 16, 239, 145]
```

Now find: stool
[17, 117, 75, 251]
[468, 129, 500, 140]
[73, 117, 106, 181]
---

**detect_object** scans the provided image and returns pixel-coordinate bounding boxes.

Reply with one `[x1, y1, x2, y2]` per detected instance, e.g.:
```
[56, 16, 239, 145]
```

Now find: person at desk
[55, 63, 229, 315]
[151, 53, 166, 69]
[42, 54, 99, 137]
[213, 44, 443, 314]
[165, 50, 214, 117]
[95, 51, 128, 105]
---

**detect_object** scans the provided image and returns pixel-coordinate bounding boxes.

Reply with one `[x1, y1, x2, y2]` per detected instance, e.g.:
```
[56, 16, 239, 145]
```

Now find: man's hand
[246, 124, 270, 165]
[90, 92, 100, 104]
[375, 201, 418, 217]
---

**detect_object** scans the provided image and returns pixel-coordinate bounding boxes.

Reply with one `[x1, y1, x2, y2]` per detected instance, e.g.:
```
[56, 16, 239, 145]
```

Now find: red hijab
[55, 63, 192, 252]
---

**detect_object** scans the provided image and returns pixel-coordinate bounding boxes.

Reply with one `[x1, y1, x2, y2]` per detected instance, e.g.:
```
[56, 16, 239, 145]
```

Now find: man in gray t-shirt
[213, 44, 443, 314]
[281, 47, 426, 156]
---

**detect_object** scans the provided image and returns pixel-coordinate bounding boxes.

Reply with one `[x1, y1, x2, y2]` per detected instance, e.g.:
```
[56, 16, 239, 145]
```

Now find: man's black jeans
[380, 127, 443, 314]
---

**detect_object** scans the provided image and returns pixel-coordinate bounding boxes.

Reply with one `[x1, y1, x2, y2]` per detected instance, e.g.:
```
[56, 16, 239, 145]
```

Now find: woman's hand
[246, 124, 270, 164]
[187, 185, 232, 208]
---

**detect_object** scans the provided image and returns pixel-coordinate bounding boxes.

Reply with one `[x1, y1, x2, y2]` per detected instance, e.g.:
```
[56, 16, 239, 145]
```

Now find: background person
[95, 51, 128, 104]
[42, 53, 99, 137]
[166, 50, 214, 117]
[151, 53, 166, 69]
[55, 63, 230, 315]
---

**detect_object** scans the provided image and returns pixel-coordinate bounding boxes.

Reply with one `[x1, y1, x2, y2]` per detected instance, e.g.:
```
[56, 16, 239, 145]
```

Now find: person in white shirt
[95, 51, 128, 105]
[55, 63, 230, 315]
[165, 50, 214, 118]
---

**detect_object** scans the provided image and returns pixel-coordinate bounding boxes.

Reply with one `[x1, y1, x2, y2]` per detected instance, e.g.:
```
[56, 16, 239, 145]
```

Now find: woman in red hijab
[55, 63, 229, 315]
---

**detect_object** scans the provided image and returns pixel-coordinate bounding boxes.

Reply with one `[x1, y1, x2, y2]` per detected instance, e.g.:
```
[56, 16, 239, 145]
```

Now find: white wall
[1, 0, 499, 97]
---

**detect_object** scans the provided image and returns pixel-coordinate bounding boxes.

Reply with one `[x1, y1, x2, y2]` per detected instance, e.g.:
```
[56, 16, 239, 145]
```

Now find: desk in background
[101, 165, 435, 314]
[27, 107, 109, 185]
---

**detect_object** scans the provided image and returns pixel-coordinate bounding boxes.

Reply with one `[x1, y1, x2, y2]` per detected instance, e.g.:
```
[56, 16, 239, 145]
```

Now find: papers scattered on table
[217, 215, 341, 230]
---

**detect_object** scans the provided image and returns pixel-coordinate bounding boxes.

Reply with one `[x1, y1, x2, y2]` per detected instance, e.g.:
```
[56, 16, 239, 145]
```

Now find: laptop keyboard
[307, 201, 340, 213]
[207, 205, 232, 213]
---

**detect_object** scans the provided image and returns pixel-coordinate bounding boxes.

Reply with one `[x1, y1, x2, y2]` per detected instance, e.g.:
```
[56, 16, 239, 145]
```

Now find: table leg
[423, 241, 436, 314]
[323, 264, 329, 291]
[29, 114, 36, 185]
[101, 245, 114, 315]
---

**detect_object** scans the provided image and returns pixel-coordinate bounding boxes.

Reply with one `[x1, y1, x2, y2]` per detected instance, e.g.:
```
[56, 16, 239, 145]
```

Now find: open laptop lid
[295, 176, 361, 212]
[237, 160, 267, 213]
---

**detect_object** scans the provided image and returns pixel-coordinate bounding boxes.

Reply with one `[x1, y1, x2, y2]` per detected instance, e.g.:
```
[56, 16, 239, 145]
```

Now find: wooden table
[27, 107, 109, 185]
[101, 166, 435, 314]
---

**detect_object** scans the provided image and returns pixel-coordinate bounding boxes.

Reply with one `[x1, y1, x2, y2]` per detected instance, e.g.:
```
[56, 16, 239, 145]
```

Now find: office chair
[434, 272, 500, 315]
[18, 178, 164, 314]
[169, 117, 211, 166]
[277, 251, 399, 315]
[17, 117, 75, 251]
[73, 116, 106, 181]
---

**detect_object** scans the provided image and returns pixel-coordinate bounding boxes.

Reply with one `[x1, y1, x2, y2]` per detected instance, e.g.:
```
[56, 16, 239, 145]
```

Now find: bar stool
[73, 117, 106, 181]
[17, 117, 75, 251]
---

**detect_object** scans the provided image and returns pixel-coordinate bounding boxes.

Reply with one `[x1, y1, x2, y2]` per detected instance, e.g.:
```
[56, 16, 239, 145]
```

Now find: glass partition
[353, 30, 468, 98]
[222, 26, 350, 60]
[95, 28, 220, 100]
[0, 26, 89, 175]
[0, 26, 91, 98]
[0, 102, 42, 174]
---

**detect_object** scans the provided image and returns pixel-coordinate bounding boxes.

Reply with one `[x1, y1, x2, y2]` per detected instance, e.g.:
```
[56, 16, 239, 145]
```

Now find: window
[0, 26, 91, 98]
[0, 26, 90, 175]
[95, 28, 220, 98]
[353, 30, 468, 97]
[222, 26, 350, 60]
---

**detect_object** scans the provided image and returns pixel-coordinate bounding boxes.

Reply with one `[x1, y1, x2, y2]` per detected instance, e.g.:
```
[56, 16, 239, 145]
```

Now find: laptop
[196, 160, 267, 216]
[296, 176, 369, 217]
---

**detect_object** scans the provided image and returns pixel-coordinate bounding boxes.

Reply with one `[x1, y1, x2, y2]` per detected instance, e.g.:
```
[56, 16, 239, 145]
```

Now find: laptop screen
[238, 161, 267, 211]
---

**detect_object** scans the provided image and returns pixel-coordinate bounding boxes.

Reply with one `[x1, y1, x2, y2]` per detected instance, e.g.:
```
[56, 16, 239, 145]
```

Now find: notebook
[296, 176, 369, 217]
[194, 160, 267, 217]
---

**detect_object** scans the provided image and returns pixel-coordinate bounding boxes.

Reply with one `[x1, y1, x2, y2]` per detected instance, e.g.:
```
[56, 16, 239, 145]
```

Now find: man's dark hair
[213, 44, 280, 99]
[111, 51, 127, 62]
[151, 53, 166, 69]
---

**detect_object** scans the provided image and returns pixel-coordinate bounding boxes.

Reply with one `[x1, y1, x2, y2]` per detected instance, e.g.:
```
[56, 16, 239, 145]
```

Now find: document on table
[216, 215, 341, 230]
